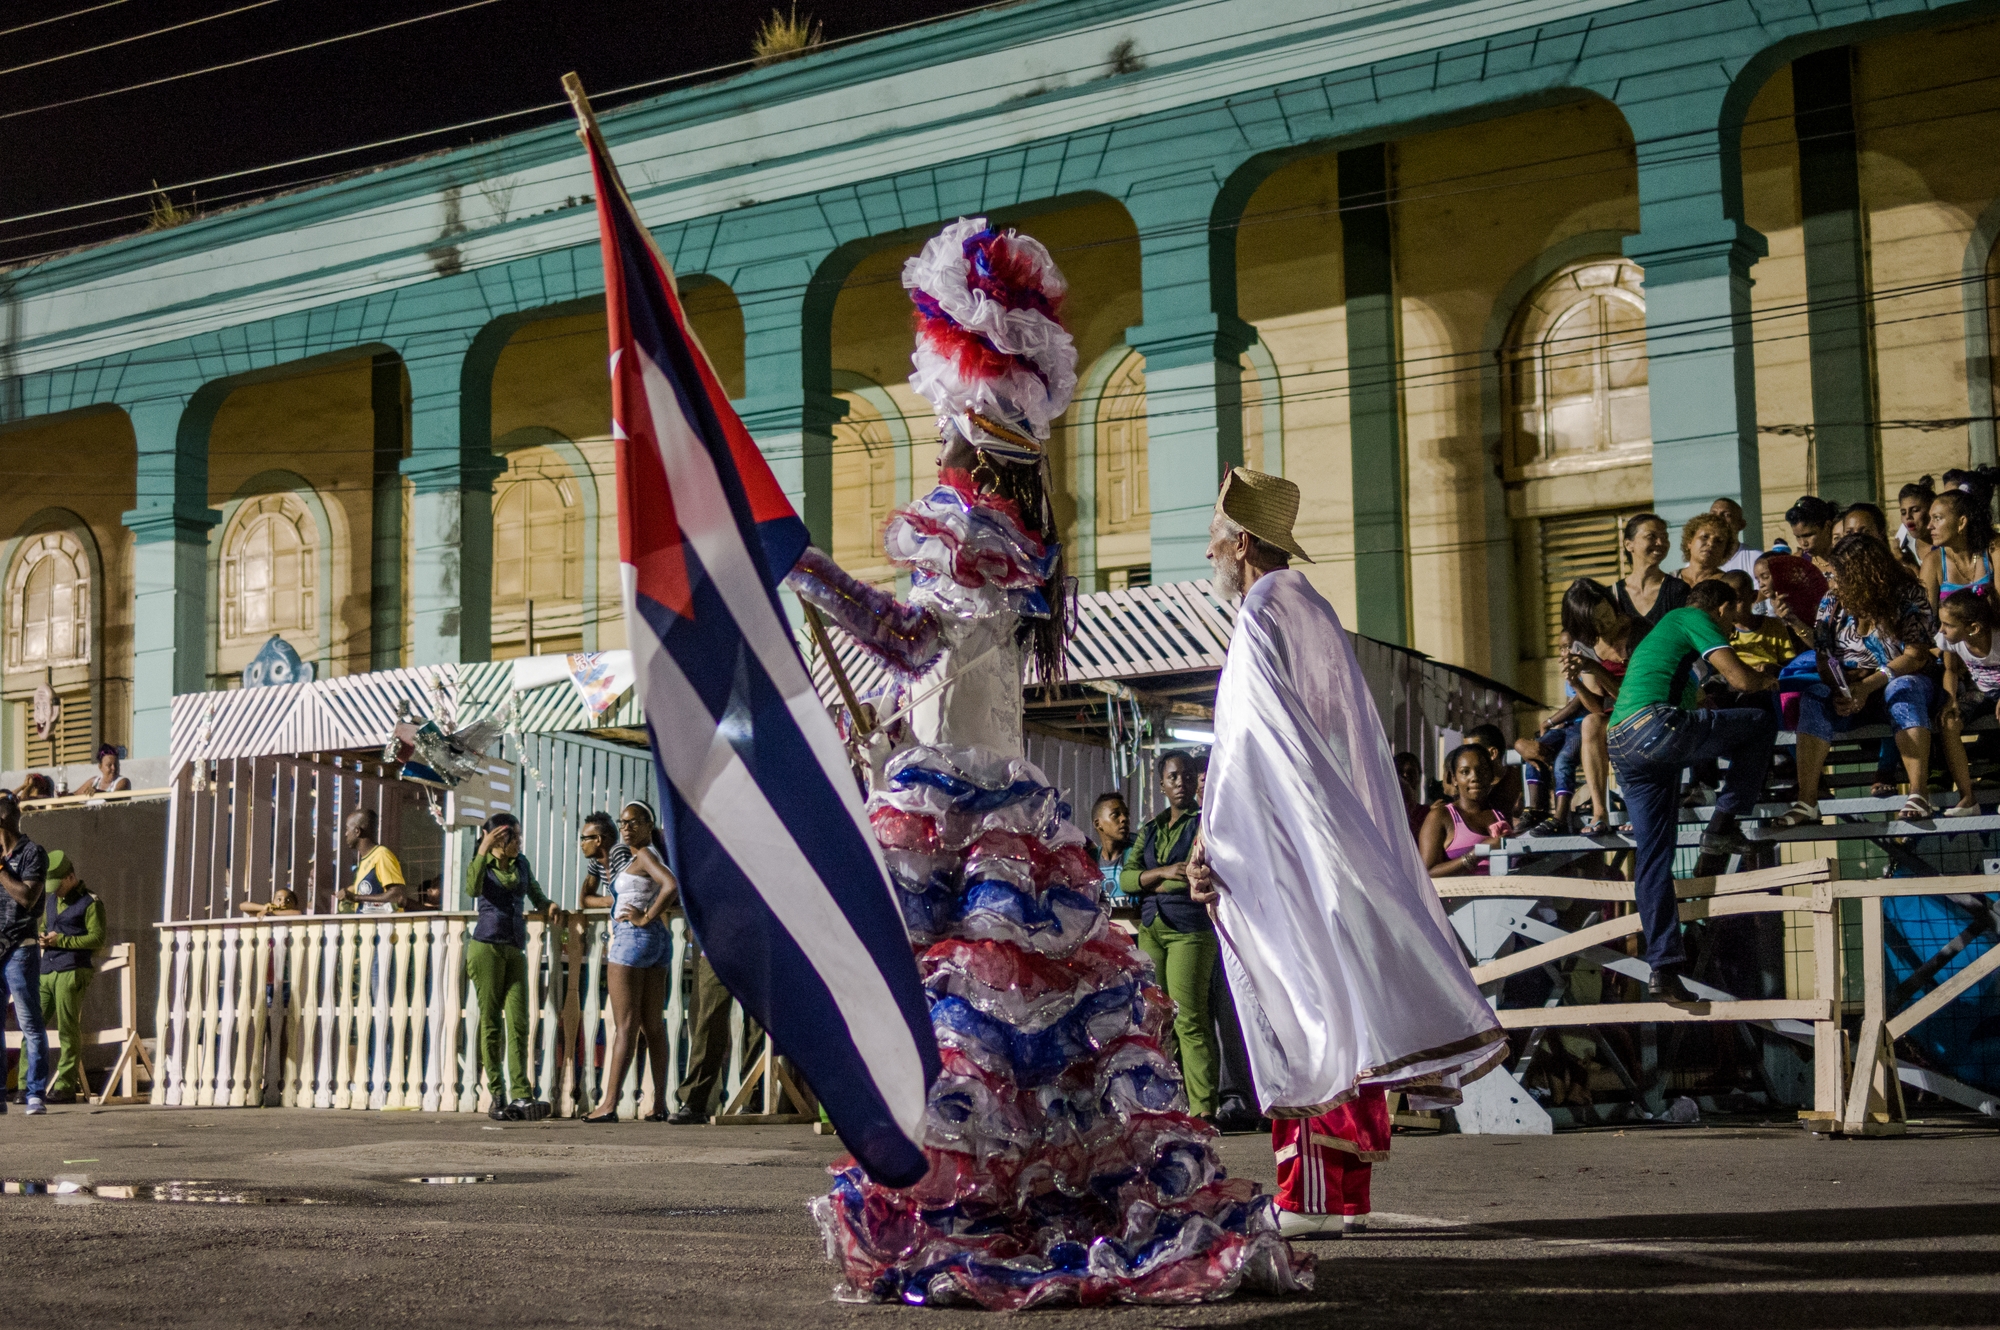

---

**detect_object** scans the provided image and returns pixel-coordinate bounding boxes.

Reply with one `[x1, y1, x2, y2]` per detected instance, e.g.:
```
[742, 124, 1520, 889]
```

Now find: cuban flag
[579, 122, 939, 1185]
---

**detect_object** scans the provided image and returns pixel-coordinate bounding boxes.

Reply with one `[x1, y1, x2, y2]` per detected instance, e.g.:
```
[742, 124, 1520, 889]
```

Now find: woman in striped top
[576, 811, 630, 909]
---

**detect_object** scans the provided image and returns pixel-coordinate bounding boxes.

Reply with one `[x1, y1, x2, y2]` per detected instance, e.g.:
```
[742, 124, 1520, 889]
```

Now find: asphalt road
[0, 1107, 1993, 1328]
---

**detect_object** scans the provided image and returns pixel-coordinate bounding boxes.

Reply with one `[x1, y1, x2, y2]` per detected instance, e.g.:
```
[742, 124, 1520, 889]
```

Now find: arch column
[732, 267, 845, 552]
[1618, 90, 1767, 536]
[120, 390, 222, 758]
[1338, 143, 1408, 644]
[399, 331, 504, 665]
[1124, 171, 1256, 584]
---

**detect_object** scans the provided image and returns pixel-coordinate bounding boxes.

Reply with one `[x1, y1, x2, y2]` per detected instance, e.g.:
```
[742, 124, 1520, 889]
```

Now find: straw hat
[1215, 467, 1313, 563]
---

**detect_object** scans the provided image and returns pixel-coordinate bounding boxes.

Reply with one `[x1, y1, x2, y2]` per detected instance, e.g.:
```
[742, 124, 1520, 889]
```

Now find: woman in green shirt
[464, 813, 558, 1121]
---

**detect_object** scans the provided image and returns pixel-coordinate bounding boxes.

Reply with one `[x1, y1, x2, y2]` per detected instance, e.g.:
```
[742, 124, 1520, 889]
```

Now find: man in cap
[36, 850, 103, 1103]
[1186, 468, 1504, 1237]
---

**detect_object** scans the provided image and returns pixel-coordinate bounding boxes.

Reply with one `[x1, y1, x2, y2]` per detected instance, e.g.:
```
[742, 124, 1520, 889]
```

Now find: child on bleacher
[1935, 588, 2000, 816]
[1419, 744, 1513, 878]
[1723, 569, 1799, 676]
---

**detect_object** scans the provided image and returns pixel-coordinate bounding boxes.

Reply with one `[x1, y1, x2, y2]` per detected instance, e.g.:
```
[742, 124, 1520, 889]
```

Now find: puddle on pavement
[404, 1175, 497, 1185]
[2, 1179, 326, 1205]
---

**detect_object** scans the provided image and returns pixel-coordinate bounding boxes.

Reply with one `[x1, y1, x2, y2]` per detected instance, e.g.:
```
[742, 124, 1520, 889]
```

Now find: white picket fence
[151, 912, 747, 1116]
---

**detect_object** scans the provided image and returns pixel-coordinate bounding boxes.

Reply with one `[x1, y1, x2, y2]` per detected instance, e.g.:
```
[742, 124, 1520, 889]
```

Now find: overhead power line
[0, 0, 129, 41]
[0, 0, 515, 125]
[0, 0, 284, 80]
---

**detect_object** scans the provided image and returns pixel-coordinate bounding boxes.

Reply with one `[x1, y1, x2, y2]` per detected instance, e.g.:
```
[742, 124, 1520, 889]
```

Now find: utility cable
[0, 0, 1756, 235]
[0, 0, 128, 41]
[0, 0, 284, 80]
[0, 0, 514, 125]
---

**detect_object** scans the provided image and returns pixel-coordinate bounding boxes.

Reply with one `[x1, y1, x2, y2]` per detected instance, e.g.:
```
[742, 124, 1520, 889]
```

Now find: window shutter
[1538, 511, 1626, 649]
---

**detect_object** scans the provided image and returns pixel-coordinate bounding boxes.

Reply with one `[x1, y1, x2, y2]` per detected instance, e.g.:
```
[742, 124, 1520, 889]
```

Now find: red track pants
[1271, 1084, 1390, 1216]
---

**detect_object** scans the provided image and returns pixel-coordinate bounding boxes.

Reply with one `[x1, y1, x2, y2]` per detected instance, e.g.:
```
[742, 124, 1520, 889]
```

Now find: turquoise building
[1, 0, 1995, 761]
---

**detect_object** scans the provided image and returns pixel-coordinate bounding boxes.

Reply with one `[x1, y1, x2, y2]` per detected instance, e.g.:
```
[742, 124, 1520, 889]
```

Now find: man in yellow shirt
[338, 810, 405, 914]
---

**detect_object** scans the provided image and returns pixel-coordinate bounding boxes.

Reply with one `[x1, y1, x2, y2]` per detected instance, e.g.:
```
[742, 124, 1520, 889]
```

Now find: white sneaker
[24, 1098, 45, 1116]
[1343, 1214, 1368, 1234]
[1276, 1209, 1343, 1239]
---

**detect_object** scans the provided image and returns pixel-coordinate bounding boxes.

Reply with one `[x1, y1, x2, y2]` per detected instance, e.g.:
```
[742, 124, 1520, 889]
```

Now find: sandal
[581, 1110, 618, 1124]
[1870, 781, 1897, 799]
[1769, 800, 1821, 829]
[1581, 819, 1610, 837]
[1895, 794, 1935, 822]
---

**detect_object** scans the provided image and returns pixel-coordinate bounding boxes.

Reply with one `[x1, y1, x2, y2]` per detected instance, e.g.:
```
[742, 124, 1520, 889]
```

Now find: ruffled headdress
[903, 218, 1078, 462]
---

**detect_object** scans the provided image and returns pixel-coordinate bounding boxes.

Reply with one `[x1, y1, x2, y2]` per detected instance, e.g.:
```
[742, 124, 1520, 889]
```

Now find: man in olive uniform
[37, 850, 103, 1103]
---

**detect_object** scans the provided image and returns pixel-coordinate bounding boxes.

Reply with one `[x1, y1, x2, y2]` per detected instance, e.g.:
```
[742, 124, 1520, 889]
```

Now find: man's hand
[37, 931, 58, 948]
[1185, 837, 1222, 905]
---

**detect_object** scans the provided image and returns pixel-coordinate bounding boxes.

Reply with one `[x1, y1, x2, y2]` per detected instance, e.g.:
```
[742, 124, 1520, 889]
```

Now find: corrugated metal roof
[170, 660, 643, 771]
[802, 579, 1241, 706]
[171, 580, 1534, 770]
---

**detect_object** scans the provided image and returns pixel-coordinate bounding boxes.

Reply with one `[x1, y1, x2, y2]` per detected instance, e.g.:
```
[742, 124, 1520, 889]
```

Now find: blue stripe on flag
[593, 131, 938, 1184]
[636, 571, 937, 1185]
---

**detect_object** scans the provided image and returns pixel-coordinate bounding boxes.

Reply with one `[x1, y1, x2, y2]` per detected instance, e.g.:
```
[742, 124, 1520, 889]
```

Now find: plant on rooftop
[145, 181, 197, 232]
[752, 2, 823, 66]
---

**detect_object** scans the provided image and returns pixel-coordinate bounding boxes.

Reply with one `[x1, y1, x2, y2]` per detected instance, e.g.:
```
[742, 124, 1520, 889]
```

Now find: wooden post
[1840, 894, 1907, 1136]
[713, 1034, 816, 1125]
[1808, 879, 1843, 1127]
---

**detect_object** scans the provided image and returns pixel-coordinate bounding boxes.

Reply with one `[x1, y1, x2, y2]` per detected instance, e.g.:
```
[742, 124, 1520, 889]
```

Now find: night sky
[0, 0, 982, 268]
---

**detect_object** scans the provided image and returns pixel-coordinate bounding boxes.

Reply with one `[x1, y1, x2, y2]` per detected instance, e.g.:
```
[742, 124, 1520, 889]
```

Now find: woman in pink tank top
[1420, 744, 1514, 877]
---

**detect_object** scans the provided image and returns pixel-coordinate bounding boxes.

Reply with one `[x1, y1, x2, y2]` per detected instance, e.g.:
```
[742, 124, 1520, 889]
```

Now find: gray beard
[1210, 554, 1243, 601]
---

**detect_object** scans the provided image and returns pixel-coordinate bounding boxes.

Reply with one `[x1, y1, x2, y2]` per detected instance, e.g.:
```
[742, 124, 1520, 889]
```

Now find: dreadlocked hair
[978, 451, 1070, 688]
[1828, 531, 1920, 635]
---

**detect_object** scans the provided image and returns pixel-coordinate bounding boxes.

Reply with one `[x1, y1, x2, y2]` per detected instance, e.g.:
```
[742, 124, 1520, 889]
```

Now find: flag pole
[561, 71, 606, 157]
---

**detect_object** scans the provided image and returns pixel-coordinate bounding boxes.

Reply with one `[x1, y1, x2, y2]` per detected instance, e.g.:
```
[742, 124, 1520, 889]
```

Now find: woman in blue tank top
[1923, 485, 2000, 612]
[581, 801, 679, 1123]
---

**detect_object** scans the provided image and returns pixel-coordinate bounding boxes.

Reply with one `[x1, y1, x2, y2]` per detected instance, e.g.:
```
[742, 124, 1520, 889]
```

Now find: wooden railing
[1441, 858, 2000, 1134]
[152, 910, 752, 1117]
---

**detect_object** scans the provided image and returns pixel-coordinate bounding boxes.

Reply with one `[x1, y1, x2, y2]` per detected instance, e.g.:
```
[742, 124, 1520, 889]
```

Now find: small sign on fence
[446, 757, 519, 828]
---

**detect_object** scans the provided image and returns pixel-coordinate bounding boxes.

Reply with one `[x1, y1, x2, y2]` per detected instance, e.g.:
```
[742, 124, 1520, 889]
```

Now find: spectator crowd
[1388, 471, 2000, 1003]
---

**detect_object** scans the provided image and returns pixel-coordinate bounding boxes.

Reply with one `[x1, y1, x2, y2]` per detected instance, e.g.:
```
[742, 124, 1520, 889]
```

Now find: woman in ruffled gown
[791, 219, 1311, 1310]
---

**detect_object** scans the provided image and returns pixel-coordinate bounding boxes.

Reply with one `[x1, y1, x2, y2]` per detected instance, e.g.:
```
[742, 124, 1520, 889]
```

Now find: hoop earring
[971, 453, 1001, 494]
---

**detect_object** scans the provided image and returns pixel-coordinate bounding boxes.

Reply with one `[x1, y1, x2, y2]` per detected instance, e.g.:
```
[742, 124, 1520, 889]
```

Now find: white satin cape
[1206, 570, 1505, 1114]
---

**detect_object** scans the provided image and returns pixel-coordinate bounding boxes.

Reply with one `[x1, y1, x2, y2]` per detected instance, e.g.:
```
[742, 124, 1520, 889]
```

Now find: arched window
[221, 493, 318, 646]
[1099, 351, 1150, 531]
[492, 455, 583, 657]
[1504, 259, 1650, 475]
[830, 392, 900, 586]
[6, 531, 89, 670]
[1091, 350, 1152, 588]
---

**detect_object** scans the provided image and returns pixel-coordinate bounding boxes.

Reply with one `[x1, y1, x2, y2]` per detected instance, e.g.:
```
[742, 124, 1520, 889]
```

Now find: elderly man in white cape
[1185, 467, 1507, 1240]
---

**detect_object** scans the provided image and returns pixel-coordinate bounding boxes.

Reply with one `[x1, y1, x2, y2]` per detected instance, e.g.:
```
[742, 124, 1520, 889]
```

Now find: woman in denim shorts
[581, 801, 679, 1122]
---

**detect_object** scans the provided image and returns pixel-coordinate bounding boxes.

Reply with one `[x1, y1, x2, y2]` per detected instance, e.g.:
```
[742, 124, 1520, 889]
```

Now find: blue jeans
[3, 945, 47, 1101]
[1794, 672, 1937, 741]
[1609, 704, 1778, 969]
[1549, 719, 1585, 797]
